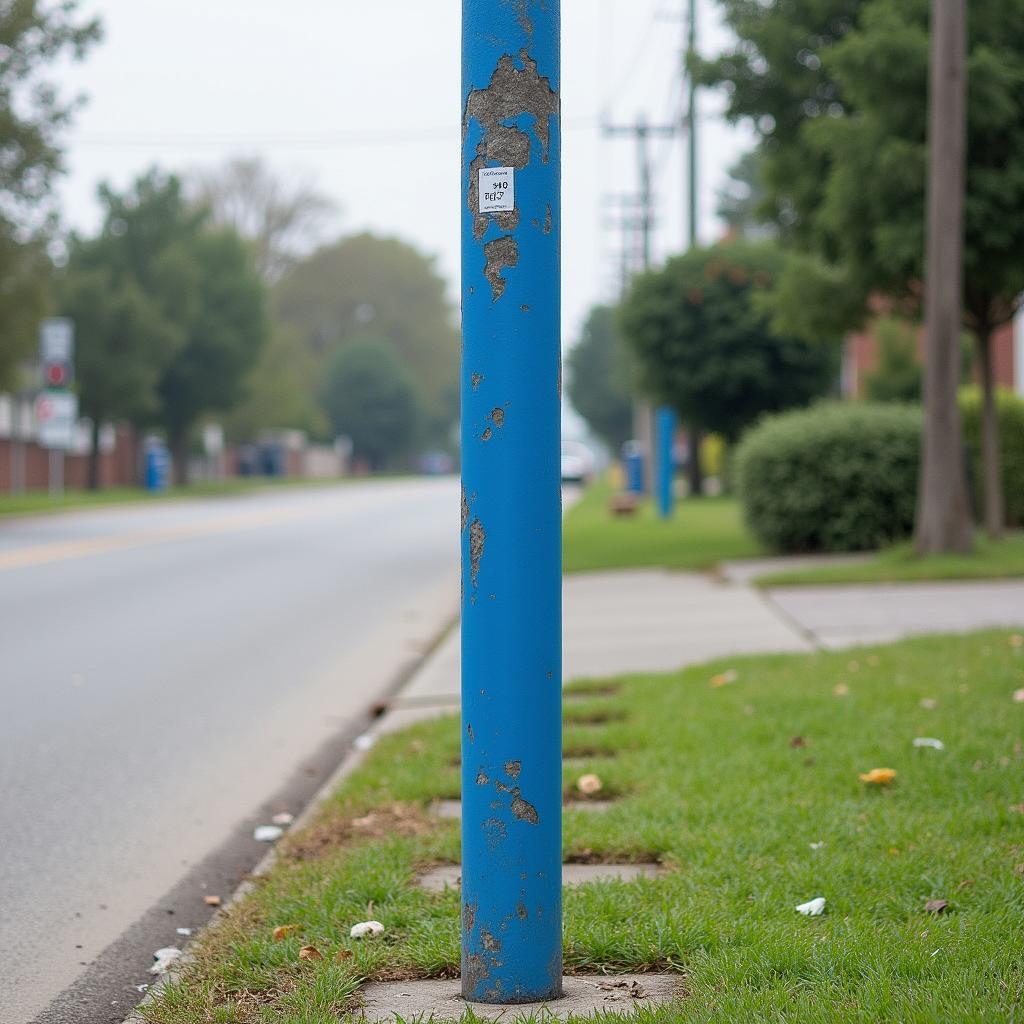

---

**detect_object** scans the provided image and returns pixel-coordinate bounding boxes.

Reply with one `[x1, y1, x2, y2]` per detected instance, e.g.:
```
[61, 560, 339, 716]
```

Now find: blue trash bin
[622, 440, 646, 495]
[145, 441, 170, 493]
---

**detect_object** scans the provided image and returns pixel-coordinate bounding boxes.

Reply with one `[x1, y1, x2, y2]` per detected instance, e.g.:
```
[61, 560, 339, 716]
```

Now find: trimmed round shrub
[735, 402, 922, 553]
[960, 387, 1024, 529]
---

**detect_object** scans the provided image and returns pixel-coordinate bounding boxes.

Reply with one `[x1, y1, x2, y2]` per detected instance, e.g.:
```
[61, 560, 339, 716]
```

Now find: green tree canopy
[322, 339, 419, 470]
[567, 305, 634, 453]
[620, 242, 836, 442]
[696, 0, 1024, 534]
[56, 266, 181, 486]
[274, 232, 458, 447]
[68, 171, 268, 480]
[0, 0, 101, 387]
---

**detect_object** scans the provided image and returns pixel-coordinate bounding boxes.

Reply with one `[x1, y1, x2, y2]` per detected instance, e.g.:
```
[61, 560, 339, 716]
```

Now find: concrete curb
[122, 610, 462, 1023]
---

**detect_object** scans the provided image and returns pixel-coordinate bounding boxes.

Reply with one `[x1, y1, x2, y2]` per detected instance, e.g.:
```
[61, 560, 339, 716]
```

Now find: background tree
[697, 0, 1024, 539]
[72, 171, 268, 482]
[864, 318, 922, 404]
[274, 232, 459, 449]
[321, 339, 419, 470]
[567, 305, 633, 453]
[0, 0, 101, 386]
[190, 157, 338, 283]
[620, 242, 836, 443]
[716, 150, 776, 241]
[56, 266, 181, 487]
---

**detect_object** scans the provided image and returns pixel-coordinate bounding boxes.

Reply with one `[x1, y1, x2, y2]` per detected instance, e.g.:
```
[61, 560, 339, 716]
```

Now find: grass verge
[758, 533, 1024, 587]
[143, 630, 1024, 1023]
[563, 479, 760, 573]
[0, 476, 374, 519]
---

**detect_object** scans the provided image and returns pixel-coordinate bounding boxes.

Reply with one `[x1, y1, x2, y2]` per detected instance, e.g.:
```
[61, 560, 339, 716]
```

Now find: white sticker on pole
[479, 167, 515, 213]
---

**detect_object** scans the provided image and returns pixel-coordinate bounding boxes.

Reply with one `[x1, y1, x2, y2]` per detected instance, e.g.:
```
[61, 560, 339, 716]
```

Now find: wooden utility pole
[915, 0, 973, 555]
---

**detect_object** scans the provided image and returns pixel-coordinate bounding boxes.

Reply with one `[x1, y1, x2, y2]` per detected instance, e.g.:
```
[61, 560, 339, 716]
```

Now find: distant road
[0, 478, 459, 1023]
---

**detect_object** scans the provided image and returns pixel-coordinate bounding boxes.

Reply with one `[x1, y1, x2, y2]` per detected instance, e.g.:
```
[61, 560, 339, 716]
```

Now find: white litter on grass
[253, 825, 284, 842]
[350, 920, 385, 939]
[150, 947, 182, 974]
[913, 737, 945, 750]
[809, 842, 825, 850]
[271, 812, 295, 826]
[1013, 688, 1024, 703]
[796, 897, 826, 917]
[354, 733, 376, 751]
[175, 927, 192, 937]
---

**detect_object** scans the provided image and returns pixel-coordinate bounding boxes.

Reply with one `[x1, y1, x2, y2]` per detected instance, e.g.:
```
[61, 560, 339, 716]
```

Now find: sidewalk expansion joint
[355, 974, 684, 1022]
[418, 862, 662, 893]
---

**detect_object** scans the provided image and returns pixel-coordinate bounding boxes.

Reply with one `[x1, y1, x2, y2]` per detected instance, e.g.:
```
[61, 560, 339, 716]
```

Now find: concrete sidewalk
[386, 569, 1024, 729]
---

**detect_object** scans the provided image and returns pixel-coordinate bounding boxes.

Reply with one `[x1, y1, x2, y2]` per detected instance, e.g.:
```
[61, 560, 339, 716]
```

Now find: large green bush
[735, 403, 922, 553]
[961, 387, 1024, 529]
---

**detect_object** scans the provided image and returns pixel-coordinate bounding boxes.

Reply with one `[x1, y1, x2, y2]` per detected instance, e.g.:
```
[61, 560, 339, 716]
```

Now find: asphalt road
[0, 478, 459, 1024]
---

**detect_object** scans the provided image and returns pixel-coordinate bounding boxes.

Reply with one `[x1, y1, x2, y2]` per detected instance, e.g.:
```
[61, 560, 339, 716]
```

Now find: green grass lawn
[563, 479, 761, 573]
[143, 630, 1024, 1023]
[759, 533, 1024, 587]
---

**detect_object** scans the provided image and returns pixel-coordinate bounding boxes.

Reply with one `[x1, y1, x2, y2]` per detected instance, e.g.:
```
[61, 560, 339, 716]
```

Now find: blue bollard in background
[460, 0, 563, 1004]
[655, 407, 676, 518]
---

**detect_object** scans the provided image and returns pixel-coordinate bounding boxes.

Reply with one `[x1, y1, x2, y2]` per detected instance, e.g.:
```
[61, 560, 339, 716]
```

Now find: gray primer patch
[491, 407, 506, 428]
[461, 487, 470, 533]
[463, 50, 559, 242]
[511, 790, 539, 825]
[543, 204, 552, 234]
[469, 518, 486, 588]
[484, 235, 519, 301]
[481, 427, 493, 442]
[504, 759, 521, 778]
[471, 373, 484, 390]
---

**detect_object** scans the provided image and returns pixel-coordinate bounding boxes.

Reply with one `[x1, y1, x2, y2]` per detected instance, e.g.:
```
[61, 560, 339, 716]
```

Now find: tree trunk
[976, 330, 1005, 539]
[170, 431, 189, 487]
[687, 428, 704, 497]
[915, 0, 973, 555]
[88, 418, 101, 491]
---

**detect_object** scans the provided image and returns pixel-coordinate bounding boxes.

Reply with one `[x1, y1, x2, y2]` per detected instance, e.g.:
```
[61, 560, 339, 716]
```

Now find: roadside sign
[35, 390, 78, 450]
[39, 318, 75, 389]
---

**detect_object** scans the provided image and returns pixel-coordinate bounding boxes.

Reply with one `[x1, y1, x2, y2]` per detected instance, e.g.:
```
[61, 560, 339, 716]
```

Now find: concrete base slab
[419, 863, 661, 893]
[430, 799, 615, 820]
[356, 974, 683, 1022]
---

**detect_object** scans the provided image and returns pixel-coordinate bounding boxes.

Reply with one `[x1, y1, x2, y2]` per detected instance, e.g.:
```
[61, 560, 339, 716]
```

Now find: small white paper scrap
[796, 897, 826, 917]
[479, 167, 515, 213]
[913, 737, 945, 750]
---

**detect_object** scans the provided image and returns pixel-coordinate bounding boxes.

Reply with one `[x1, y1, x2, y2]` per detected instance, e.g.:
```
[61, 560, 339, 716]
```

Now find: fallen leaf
[273, 925, 300, 942]
[859, 768, 897, 785]
[335, 949, 354, 962]
[920, 698, 938, 710]
[1010, 804, 1024, 814]
[924, 899, 949, 914]
[298, 945, 323, 961]
[711, 669, 739, 688]
[1014, 864, 1024, 876]
[1010, 634, 1023, 648]
[790, 736, 807, 748]
[203, 895, 222, 907]
[576, 773, 603, 796]
[833, 683, 849, 697]
[796, 897, 826, 916]
[955, 879, 974, 891]
[1013, 689, 1024, 704]
[847, 661, 860, 672]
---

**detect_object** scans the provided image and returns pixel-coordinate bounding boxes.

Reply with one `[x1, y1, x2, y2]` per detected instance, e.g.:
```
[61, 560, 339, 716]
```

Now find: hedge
[961, 387, 1024, 529]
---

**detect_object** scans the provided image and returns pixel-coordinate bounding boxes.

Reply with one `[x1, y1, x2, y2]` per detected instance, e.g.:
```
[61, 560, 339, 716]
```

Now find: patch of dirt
[564, 708, 630, 726]
[283, 802, 433, 862]
[564, 683, 623, 699]
[563, 847, 664, 865]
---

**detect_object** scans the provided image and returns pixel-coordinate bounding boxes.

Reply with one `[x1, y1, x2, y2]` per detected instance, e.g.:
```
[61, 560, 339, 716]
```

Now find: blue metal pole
[461, 0, 562, 1005]
[655, 406, 676, 518]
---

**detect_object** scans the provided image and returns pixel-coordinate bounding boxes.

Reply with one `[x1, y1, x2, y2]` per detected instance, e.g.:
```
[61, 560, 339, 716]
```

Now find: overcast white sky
[56, 0, 754, 354]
